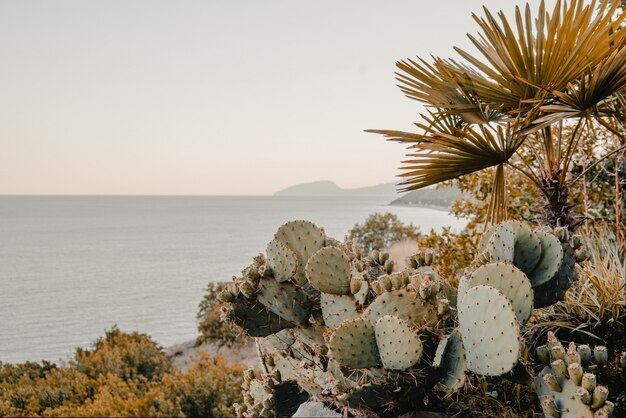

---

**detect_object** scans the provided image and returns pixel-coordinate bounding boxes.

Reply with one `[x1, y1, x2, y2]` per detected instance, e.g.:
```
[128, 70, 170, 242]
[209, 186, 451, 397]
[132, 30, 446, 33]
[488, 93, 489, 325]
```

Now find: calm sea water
[0, 196, 466, 363]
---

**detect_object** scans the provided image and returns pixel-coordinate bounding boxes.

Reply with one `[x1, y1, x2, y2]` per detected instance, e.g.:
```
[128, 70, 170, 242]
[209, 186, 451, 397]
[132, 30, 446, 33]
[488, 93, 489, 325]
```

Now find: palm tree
[368, 0, 626, 230]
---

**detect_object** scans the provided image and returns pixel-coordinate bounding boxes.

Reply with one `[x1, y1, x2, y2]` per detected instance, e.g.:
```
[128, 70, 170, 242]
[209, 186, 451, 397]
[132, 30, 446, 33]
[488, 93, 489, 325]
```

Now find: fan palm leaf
[367, 113, 523, 190]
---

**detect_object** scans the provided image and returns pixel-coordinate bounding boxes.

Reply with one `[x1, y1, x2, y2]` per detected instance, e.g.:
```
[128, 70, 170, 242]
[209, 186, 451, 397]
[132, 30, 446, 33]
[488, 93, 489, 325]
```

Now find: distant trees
[349, 212, 421, 252]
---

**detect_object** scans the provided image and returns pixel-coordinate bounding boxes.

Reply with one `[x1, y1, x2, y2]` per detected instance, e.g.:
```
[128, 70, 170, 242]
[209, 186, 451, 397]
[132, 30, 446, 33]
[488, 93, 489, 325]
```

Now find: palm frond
[366, 113, 522, 191]
[456, 0, 626, 108]
[542, 46, 626, 121]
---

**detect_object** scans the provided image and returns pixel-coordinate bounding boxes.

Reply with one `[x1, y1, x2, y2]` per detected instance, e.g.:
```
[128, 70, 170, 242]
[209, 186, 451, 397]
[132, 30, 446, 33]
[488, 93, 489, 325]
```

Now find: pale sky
[0, 0, 547, 195]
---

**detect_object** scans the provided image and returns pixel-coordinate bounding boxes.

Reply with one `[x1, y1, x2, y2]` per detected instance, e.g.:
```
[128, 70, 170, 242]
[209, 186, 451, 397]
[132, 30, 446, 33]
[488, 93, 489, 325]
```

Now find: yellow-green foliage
[0, 329, 243, 417]
[73, 327, 171, 381]
[415, 227, 477, 284]
[349, 212, 421, 252]
[161, 353, 243, 418]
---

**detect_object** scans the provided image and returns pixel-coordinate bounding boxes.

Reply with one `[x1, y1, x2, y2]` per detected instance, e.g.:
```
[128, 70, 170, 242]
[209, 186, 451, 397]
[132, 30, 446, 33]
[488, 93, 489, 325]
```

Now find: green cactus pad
[291, 325, 326, 348]
[257, 278, 312, 325]
[466, 262, 534, 326]
[264, 329, 295, 351]
[364, 288, 439, 327]
[266, 239, 298, 282]
[320, 293, 358, 329]
[528, 230, 564, 287]
[458, 285, 521, 376]
[329, 318, 380, 369]
[438, 329, 467, 391]
[533, 242, 577, 308]
[232, 299, 295, 337]
[374, 315, 423, 370]
[509, 221, 542, 274]
[274, 220, 325, 285]
[477, 225, 496, 253]
[305, 246, 351, 295]
[487, 221, 515, 263]
[535, 366, 605, 418]
[456, 274, 470, 303]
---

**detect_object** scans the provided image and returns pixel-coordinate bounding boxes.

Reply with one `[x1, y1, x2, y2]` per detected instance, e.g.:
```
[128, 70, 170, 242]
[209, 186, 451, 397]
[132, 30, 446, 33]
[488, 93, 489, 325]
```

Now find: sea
[0, 196, 467, 364]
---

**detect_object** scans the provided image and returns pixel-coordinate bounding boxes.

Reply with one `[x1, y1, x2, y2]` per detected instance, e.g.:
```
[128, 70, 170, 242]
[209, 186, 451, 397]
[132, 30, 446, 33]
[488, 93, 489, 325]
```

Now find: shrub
[73, 327, 171, 382]
[0, 329, 243, 417]
[0, 365, 94, 416]
[415, 227, 477, 284]
[161, 353, 244, 418]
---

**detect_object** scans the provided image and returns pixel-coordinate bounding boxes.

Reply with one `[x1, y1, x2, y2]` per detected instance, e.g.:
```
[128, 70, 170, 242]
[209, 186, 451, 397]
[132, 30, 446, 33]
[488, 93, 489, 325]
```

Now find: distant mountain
[274, 181, 399, 198]
[390, 186, 463, 209]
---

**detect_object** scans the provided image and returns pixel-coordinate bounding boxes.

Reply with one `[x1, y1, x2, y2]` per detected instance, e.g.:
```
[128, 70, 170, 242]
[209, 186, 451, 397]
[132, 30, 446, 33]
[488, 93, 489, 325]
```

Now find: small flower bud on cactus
[576, 386, 591, 405]
[578, 345, 592, 366]
[582, 373, 596, 393]
[384, 259, 394, 274]
[591, 386, 609, 409]
[537, 345, 550, 364]
[594, 346, 608, 366]
[540, 396, 560, 417]
[568, 362, 583, 385]
[350, 278, 362, 294]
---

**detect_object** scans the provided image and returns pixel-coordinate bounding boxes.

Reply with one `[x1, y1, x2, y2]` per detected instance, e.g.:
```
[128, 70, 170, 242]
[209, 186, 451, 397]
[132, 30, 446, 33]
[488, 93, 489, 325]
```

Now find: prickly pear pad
[487, 221, 515, 263]
[509, 221, 542, 275]
[477, 225, 496, 253]
[320, 293, 358, 329]
[266, 239, 298, 282]
[438, 329, 467, 390]
[305, 246, 351, 295]
[458, 285, 521, 376]
[456, 274, 470, 304]
[257, 278, 312, 325]
[533, 242, 576, 308]
[364, 288, 439, 327]
[274, 220, 325, 285]
[528, 230, 564, 287]
[467, 262, 534, 326]
[329, 318, 380, 369]
[231, 298, 295, 337]
[374, 315, 423, 370]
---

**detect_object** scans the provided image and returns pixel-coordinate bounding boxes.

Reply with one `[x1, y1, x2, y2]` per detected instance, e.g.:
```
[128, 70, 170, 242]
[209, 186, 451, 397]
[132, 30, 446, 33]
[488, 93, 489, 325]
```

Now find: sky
[0, 0, 547, 195]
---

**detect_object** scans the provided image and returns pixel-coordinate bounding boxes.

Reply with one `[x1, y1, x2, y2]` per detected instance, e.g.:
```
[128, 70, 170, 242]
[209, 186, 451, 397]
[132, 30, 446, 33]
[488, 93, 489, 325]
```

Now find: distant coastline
[274, 180, 462, 210]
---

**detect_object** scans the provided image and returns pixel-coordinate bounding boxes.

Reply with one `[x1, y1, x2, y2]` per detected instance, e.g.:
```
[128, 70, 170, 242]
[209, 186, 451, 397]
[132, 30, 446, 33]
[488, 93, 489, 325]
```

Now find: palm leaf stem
[505, 161, 542, 189]
[559, 117, 585, 183]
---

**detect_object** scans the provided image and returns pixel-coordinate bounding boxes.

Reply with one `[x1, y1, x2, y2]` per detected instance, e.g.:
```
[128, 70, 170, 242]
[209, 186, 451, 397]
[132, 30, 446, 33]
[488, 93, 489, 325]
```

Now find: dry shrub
[74, 327, 171, 382]
[0, 329, 243, 417]
[531, 228, 626, 346]
[161, 353, 244, 417]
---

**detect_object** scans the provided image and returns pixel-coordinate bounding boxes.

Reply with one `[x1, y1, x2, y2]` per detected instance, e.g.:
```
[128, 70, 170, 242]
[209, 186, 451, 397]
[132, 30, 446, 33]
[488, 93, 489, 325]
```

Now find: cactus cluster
[473, 221, 582, 308]
[221, 219, 595, 416]
[220, 220, 455, 416]
[452, 221, 585, 380]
